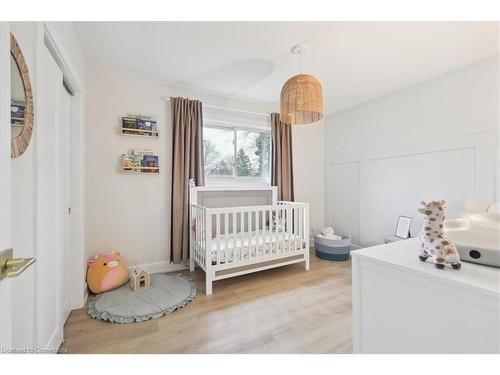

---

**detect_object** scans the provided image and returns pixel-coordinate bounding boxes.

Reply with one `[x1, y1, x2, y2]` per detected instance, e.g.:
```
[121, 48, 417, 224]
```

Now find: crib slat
[232, 212, 236, 263]
[202, 211, 205, 265]
[194, 207, 198, 263]
[268, 209, 272, 255]
[293, 208, 299, 251]
[270, 210, 277, 254]
[262, 210, 266, 257]
[248, 211, 257, 258]
[239, 211, 244, 261]
[274, 208, 278, 254]
[224, 213, 228, 264]
[201, 210, 207, 267]
[216, 214, 221, 265]
[197, 208, 200, 265]
[245, 211, 249, 260]
[281, 209, 288, 253]
[264, 210, 267, 256]
[203, 209, 206, 265]
[195, 207, 199, 262]
[287, 207, 292, 253]
[246, 211, 251, 259]
[299, 207, 303, 251]
[280, 207, 284, 254]
[270, 209, 273, 254]
[248, 211, 251, 259]
[276, 208, 280, 254]
[276, 208, 281, 254]
[256, 210, 260, 257]
[255, 210, 259, 258]
[197, 207, 201, 265]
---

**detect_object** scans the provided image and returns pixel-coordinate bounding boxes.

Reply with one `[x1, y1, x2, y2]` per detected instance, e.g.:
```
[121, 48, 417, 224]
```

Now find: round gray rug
[88, 273, 197, 323]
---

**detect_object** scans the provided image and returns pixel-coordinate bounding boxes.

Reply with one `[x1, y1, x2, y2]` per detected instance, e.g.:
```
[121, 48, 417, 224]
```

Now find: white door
[0, 23, 39, 351]
[35, 44, 65, 350]
[60, 86, 72, 323]
[1, 24, 72, 352]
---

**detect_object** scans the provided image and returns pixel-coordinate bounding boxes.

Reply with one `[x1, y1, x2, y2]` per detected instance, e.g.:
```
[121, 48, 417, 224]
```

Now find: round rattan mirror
[10, 33, 34, 158]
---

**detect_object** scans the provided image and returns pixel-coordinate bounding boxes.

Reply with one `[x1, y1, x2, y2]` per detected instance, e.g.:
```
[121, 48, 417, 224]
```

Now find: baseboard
[45, 326, 64, 353]
[128, 260, 189, 274]
[83, 282, 89, 305]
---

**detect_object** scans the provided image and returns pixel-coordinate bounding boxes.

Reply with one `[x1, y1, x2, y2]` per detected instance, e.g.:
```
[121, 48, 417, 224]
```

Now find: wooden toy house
[130, 266, 151, 292]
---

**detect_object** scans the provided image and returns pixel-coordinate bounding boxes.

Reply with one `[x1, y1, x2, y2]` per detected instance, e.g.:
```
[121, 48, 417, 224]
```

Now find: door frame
[0, 21, 12, 349]
[37, 22, 86, 312]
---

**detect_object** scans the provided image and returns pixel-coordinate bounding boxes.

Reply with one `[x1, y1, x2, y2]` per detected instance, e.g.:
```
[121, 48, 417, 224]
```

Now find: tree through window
[203, 125, 271, 180]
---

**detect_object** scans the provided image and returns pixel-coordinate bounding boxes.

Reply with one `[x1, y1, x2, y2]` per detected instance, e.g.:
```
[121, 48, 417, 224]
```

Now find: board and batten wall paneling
[328, 162, 360, 244]
[325, 56, 499, 246]
[361, 147, 475, 246]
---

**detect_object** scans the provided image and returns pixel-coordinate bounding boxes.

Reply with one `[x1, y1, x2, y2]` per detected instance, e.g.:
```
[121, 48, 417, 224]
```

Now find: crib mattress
[201, 232, 303, 264]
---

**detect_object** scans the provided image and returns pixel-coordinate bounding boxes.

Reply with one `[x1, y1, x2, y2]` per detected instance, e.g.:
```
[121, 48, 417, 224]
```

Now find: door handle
[0, 248, 36, 281]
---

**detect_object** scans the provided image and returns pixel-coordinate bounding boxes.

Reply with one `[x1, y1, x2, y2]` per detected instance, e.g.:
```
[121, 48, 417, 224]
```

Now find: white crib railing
[190, 202, 310, 295]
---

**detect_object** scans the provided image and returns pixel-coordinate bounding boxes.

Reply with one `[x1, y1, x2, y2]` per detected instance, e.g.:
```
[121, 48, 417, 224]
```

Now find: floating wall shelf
[122, 166, 160, 174]
[121, 128, 159, 138]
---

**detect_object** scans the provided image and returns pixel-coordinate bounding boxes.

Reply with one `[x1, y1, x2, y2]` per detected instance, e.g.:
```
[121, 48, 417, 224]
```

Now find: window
[203, 124, 271, 182]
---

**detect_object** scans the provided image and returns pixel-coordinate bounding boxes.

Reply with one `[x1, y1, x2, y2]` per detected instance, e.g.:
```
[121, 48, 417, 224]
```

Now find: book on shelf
[143, 155, 159, 168]
[121, 114, 158, 136]
[126, 113, 157, 121]
[122, 149, 159, 173]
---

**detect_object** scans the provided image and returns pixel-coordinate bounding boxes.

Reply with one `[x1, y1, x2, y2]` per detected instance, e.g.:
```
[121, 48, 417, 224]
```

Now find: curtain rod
[163, 97, 272, 118]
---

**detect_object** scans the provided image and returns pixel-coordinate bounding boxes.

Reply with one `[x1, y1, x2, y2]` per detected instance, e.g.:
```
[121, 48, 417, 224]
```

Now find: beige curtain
[170, 97, 205, 263]
[271, 113, 294, 201]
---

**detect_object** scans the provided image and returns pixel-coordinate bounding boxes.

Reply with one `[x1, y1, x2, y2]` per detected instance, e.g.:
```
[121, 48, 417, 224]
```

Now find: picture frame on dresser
[395, 215, 412, 239]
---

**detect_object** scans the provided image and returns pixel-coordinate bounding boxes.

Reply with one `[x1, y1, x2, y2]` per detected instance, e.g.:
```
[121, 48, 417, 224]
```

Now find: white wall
[85, 69, 273, 269]
[325, 56, 499, 246]
[292, 120, 325, 234]
[86, 70, 170, 268]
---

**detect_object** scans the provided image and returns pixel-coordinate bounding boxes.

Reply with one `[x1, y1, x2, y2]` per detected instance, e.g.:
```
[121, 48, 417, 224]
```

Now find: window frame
[203, 120, 272, 185]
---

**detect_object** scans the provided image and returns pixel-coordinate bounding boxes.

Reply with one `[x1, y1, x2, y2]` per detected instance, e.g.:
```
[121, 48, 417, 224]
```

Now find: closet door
[35, 44, 65, 349]
[60, 86, 72, 323]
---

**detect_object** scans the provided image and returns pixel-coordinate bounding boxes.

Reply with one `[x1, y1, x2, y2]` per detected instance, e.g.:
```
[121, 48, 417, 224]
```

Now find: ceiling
[74, 22, 499, 114]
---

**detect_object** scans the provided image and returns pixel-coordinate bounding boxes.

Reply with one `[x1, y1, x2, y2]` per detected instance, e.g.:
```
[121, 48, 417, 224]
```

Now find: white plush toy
[317, 227, 342, 240]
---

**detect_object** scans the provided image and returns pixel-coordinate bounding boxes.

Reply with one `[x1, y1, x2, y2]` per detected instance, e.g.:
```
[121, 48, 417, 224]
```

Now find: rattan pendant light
[280, 44, 323, 125]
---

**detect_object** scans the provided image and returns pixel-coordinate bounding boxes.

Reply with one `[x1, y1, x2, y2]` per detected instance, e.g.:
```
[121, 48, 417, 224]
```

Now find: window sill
[205, 178, 271, 188]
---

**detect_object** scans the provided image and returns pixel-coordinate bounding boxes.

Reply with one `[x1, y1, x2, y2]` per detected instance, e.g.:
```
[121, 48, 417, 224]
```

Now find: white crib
[189, 187, 309, 295]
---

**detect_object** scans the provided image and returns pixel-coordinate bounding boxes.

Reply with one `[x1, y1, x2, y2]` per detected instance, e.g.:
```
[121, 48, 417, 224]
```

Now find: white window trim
[203, 120, 272, 186]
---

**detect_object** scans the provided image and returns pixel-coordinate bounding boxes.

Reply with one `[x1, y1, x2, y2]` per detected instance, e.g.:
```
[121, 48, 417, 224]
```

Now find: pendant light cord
[299, 51, 302, 73]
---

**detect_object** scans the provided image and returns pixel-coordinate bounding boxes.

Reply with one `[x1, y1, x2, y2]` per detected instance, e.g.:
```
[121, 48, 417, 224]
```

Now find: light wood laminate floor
[61, 251, 352, 354]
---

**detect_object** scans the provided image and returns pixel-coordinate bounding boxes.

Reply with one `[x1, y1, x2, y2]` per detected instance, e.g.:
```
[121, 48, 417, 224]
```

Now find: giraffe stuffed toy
[418, 200, 461, 270]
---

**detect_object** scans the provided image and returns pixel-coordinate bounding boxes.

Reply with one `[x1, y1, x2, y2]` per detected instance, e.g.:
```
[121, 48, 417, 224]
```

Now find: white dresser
[351, 238, 500, 353]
